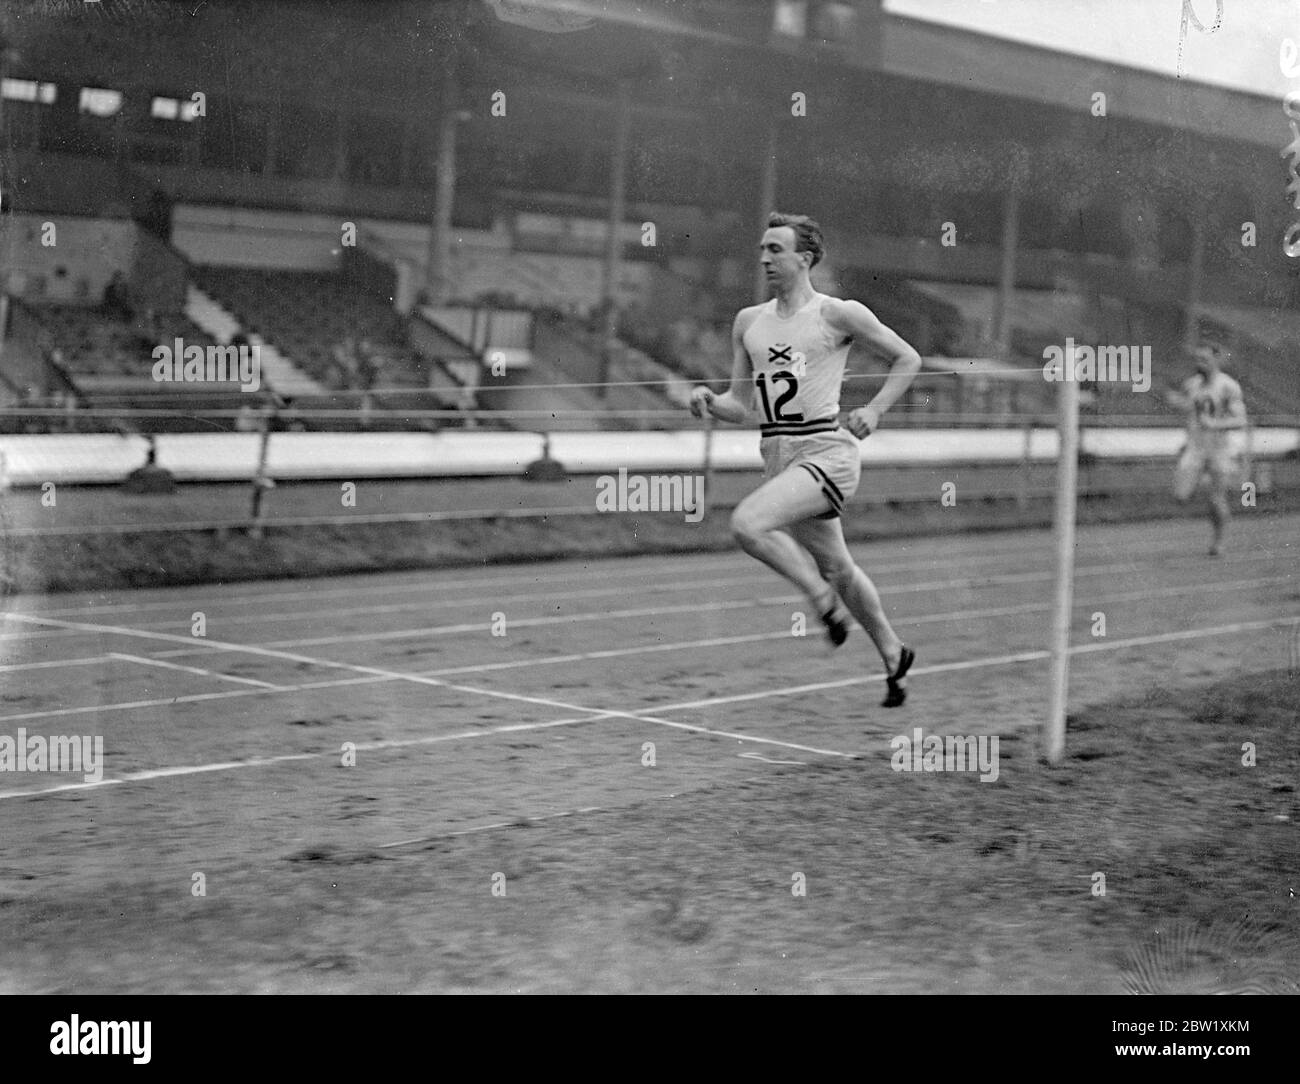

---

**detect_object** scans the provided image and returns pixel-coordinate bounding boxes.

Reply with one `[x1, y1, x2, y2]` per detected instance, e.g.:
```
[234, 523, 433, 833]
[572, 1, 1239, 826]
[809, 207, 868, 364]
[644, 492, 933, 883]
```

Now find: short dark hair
[767, 212, 824, 267]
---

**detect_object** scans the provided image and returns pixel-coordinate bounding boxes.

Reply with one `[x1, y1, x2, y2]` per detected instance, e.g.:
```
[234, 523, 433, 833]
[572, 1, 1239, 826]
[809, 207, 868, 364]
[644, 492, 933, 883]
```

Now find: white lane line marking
[172, 560, 1187, 649]
[418, 575, 1289, 677]
[1, 615, 1295, 801]
[739, 752, 805, 765]
[0, 672, 398, 724]
[0, 688, 272, 724]
[108, 653, 286, 689]
[648, 650, 1053, 712]
[0, 779, 126, 799]
[643, 617, 1300, 713]
[118, 566, 1293, 668]
[426, 632, 786, 676]
[120, 559, 1047, 630]
[0, 715, 623, 802]
[627, 711, 858, 758]
[0, 655, 111, 673]
[0, 611, 621, 720]
[0, 579, 1290, 722]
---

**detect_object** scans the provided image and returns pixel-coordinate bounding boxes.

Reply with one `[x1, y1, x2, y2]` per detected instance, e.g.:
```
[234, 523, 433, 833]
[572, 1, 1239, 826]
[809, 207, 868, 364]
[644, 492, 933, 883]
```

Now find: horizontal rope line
[2, 408, 1292, 425]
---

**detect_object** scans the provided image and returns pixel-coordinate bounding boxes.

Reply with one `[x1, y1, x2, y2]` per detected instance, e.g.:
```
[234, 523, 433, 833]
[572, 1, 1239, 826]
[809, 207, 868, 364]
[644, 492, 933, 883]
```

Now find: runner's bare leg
[790, 517, 904, 671]
[731, 468, 838, 612]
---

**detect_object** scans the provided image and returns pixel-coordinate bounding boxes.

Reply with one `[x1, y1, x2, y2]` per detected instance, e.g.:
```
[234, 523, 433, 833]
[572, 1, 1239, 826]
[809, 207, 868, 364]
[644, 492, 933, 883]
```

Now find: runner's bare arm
[824, 299, 922, 437]
[688, 309, 756, 424]
[1162, 378, 1194, 412]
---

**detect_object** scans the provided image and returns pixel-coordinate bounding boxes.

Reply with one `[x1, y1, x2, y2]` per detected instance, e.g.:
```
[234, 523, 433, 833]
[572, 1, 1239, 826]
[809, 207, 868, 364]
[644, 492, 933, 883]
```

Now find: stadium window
[773, 0, 807, 37]
[150, 95, 200, 123]
[78, 86, 123, 118]
[810, 1, 856, 45]
[774, 1, 856, 43]
[2, 78, 57, 104]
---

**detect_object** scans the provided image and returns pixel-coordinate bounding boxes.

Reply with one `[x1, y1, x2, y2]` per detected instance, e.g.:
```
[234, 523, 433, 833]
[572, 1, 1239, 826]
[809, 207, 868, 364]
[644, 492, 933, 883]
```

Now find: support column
[333, 104, 349, 180]
[1183, 207, 1206, 349]
[992, 183, 1020, 357]
[0, 39, 11, 354]
[398, 113, 414, 188]
[263, 96, 280, 176]
[754, 120, 778, 304]
[426, 59, 460, 305]
[597, 79, 631, 399]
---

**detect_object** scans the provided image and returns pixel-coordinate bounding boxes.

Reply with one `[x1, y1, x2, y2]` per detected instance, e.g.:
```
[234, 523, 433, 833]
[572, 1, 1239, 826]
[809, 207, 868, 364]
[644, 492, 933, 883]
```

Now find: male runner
[1164, 342, 1248, 556]
[689, 213, 922, 707]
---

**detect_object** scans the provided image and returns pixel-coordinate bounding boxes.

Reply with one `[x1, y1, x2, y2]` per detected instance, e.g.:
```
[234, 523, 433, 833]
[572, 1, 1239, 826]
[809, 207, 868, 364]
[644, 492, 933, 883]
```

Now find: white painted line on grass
[643, 616, 1300, 714]
[739, 752, 805, 765]
[0, 655, 111, 673]
[0, 579, 1290, 722]
[0, 611, 622, 721]
[1, 614, 1294, 802]
[418, 575, 1288, 678]
[108, 652, 287, 689]
[193, 560, 1177, 649]
[0, 715, 616, 803]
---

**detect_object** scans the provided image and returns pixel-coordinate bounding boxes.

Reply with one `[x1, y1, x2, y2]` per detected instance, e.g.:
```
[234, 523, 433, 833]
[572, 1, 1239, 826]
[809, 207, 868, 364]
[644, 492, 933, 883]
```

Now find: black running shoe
[819, 600, 850, 647]
[881, 644, 915, 708]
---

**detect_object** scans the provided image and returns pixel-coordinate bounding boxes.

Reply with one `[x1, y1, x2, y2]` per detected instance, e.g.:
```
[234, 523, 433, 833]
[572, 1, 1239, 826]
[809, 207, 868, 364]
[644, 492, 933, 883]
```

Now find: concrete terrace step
[185, 285, 325, 398]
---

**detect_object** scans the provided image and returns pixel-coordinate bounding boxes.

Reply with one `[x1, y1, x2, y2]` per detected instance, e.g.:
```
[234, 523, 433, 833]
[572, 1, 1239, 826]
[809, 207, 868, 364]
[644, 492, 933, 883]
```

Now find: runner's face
[759, 227, 808, 289]
[1193, 347, 1218, 380]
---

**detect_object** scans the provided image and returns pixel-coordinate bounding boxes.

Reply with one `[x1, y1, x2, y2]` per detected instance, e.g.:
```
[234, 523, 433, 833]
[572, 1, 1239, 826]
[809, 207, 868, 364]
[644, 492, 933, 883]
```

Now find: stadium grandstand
[1, 0, 1297, 448]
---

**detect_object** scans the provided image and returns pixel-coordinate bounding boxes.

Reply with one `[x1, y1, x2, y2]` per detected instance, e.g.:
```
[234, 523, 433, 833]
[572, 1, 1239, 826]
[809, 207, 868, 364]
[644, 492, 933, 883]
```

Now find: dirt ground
[0, 517, 1296, 994]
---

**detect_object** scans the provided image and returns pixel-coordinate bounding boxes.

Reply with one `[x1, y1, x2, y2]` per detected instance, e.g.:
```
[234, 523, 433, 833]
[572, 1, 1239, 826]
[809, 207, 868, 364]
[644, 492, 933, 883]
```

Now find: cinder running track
[1, 514, 1296, 993]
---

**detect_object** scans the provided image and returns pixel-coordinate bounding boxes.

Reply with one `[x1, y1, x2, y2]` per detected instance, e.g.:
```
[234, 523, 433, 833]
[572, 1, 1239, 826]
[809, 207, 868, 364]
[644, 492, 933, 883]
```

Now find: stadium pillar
[1046, 347, 1081, 765]
[597, 79, 631, 400]
[248, 402, 279, 540]
[754, 121, 778, 304]
[992, 184, 1020, 357]
[426, 60, 460, 306]
[1182, 208, 1206, 349]
[701, 411, 715, 516]
[263, 105, 279, 176]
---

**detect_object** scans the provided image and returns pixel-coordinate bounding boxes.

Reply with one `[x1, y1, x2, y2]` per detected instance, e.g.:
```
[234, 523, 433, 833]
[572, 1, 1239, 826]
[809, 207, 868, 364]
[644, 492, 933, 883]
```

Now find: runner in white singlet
[1164, 343, 1248, 556]
[689, 213, 923, 708]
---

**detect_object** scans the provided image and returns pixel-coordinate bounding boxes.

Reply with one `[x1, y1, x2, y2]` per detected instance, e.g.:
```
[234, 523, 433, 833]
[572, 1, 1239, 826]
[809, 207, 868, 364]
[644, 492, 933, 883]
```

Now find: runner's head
[1192, 342, 1225, 381]
[761, 212, 823, 291]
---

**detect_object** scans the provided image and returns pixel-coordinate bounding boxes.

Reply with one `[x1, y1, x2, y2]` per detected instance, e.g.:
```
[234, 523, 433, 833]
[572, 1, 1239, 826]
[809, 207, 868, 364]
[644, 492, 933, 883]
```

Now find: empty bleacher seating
[191, 266, 429, 391]
[12, 300, 217, 384]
